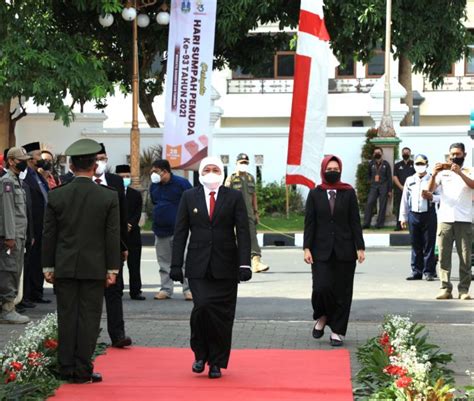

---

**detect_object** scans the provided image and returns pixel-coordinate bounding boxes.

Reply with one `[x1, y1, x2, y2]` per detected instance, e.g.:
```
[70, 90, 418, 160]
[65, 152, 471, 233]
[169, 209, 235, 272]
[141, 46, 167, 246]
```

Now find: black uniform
[125, 187, 143, 298]
[393, 160, 415, 229]
[363, 160, 392, 228]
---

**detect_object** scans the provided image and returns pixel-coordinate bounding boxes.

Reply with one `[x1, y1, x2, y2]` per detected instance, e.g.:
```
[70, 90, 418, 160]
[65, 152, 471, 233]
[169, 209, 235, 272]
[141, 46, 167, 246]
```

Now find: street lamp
[99, 1, 170, 188]
[378, 0, 396, 137]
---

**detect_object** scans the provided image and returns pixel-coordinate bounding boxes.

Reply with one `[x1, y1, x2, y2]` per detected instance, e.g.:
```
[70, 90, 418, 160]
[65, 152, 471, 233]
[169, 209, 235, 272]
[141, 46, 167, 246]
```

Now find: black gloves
[170, 267, 184, 283]
[239, 267, 252, 282]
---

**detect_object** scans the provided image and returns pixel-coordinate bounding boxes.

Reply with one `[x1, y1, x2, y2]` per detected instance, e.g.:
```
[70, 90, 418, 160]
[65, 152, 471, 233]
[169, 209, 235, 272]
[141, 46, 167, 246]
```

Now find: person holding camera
[428, 143, 474, 300]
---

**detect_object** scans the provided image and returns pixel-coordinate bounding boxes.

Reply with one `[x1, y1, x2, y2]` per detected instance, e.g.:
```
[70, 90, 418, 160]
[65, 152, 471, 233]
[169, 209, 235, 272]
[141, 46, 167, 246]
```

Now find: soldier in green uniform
[225, 153, 269, 273]
[42, 139, 121, 383]
[0, 147, 31, 324]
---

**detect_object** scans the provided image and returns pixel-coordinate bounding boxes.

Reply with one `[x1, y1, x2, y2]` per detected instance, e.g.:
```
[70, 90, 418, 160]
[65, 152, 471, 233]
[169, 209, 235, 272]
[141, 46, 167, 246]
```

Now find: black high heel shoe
[312, 320, 325, 339]
[329, 334, 343, 347]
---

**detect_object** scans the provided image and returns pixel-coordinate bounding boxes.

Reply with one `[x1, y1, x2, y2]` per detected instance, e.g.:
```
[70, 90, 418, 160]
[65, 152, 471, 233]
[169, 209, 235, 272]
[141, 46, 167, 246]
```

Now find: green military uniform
[41, 138, 121, 382]
[0, 153, 29, 323]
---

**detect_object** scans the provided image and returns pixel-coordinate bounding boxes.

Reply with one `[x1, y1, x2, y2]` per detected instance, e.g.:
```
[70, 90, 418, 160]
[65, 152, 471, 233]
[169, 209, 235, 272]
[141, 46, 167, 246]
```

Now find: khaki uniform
[0, 170, 28, 312]
[225, 172, 261, 256]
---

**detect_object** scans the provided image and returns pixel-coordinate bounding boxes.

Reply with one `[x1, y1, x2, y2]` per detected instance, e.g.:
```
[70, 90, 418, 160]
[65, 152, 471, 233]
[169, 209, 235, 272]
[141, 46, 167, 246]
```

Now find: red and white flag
[286, 0, 330, 188]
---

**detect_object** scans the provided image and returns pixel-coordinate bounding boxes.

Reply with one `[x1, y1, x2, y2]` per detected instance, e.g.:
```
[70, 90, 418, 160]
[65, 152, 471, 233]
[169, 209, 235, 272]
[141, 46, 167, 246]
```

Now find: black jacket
[171, 185, 251, 280]
[104, 173, 128, 252]
[23, 167, 49, 238]
[304, 187, 365, 262]
[126, 187, 142, 247]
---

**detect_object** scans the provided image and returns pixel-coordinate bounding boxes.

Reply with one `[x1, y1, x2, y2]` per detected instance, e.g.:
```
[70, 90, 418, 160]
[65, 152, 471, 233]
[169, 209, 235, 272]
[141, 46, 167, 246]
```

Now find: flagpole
[285, 185, 290, 219]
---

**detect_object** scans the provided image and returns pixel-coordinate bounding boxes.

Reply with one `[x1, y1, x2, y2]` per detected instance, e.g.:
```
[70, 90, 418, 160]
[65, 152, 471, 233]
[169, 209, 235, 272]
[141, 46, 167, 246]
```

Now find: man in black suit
[170, 156, 251, 379]
[93, 144, 132, 348]
[42, 138, 121, 383]
[116, 164, 144, 300]
[22, 142, 50, 305]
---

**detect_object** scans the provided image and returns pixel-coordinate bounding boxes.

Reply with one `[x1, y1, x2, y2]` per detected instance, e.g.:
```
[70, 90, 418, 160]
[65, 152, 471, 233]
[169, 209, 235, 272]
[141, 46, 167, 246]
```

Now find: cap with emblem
[22, 142, 41, 153]
[115, 164, 131, 174]
[7, 147, 31, 160]
[236, 153, 249, 163]
[64, 139, 102, 157]
[414, 154, 428, 165]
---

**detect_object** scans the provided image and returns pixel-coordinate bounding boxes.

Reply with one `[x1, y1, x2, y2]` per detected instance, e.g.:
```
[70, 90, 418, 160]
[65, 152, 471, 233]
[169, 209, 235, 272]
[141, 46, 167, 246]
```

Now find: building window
[274, 51, 295, 78]
[366, 50, 385, 77]
[336, 58, 356, 78]
[466, 44, 474, 76]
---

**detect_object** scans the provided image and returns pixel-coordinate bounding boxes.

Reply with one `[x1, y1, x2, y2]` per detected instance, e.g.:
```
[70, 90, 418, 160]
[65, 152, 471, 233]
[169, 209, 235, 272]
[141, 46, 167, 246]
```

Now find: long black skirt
[188, 278, 238, 368]
[311, 254, 356, 336]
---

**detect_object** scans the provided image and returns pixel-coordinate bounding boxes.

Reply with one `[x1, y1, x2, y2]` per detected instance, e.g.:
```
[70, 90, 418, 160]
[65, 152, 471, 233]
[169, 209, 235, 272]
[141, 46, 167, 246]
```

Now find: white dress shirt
[435, 169, 473, 223]
[92, 173, 107, 186]
[203, 185, 221, 216]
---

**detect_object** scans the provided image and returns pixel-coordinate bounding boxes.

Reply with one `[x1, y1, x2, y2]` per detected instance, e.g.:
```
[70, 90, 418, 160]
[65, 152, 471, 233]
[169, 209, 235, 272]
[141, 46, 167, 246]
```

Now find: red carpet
[52, 347, 353, 401]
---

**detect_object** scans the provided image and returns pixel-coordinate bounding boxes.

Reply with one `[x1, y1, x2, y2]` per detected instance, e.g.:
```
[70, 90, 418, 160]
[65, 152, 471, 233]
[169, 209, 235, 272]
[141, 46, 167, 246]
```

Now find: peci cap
[22, 142, 41, 153]
[414, 154, 428, 165]
[115, 164, 131, 174]
[236, 153, 249, 163]
[64, 139, 102, 157]
[7, 147, 31, 161]
[98, 143, 107, 155]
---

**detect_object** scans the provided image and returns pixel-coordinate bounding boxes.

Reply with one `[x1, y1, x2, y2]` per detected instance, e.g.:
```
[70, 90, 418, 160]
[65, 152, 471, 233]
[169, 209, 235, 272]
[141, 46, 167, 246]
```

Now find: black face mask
[402, 154, 410, 160]
[324, 171, 341, 184]
[37, 160, 52, 171]
[451, 157, 464, 167]
[374, 153, 382, 160]
[15, 161, 28, 172]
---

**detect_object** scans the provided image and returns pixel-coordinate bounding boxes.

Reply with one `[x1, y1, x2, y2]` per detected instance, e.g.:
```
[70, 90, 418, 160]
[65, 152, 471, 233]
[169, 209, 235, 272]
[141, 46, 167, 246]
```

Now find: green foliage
[256, 181, 304, 216]
[355, 128, 378, 210]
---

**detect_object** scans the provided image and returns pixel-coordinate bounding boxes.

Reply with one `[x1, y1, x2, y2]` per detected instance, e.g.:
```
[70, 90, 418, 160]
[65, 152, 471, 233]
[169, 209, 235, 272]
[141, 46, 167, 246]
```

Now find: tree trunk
[0, 101, 11, 151]
[139, 90, 160, 128]
[399, 54, 413, 126]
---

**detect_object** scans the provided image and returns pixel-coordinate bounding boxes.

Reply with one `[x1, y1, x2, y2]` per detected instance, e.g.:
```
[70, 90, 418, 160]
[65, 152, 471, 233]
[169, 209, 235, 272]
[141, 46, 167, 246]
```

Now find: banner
[286, 0, 330, 188]
[163, 0, 217, 169]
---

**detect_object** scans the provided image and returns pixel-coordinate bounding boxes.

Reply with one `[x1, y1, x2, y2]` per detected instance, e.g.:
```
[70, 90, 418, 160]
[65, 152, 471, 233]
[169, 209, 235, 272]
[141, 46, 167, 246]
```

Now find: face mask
[123, 177, 131, 188]
[199, 172, 223, 190]
[19, 170, 27, 180]
[15, 160, 28, 172]
[37, 160, 52, 171]
[414, 165, 427, 174]
[374, 153, 382, 160]
[450, 157, 464, 167]
[237, 163, 249, 173]
[324, 171, 341, 184]
[95, 160, 107, 175]
[151, 172, 161, 184]
[402, 154, 410, 161]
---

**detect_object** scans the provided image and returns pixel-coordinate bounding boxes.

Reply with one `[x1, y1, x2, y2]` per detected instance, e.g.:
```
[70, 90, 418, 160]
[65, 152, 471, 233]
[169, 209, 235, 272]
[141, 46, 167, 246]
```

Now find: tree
[0, 0, 121, 147]
[323, 0, 472, 125]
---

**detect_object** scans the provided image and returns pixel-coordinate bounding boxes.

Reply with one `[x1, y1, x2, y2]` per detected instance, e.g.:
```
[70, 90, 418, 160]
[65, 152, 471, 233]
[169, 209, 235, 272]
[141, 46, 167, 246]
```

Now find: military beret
[115, 164, 131, 174]
[65, 139, 102, 157]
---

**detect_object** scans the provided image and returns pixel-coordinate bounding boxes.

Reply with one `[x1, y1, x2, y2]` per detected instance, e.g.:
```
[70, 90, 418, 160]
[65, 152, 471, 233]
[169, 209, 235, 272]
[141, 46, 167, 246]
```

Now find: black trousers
[393, 188, 402, 229]
[363, 183, 389, 228]
[311, 254, 356, 336]
[408, 209, 437, 277]
[26, 237, 45, 300]
[104, 267, 125, 343]
[188, 278, 238, 369]
[55, 278, 104, 380]
[127, 245, 142, 297]
[22, 242, 32, 301]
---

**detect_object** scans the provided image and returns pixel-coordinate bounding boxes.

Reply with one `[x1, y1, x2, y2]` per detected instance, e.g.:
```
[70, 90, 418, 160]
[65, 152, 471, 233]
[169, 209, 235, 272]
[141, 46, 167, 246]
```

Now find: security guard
[393, 147, 415, 231]
[225, 153, 269, 273]
[399, 154, 437, 281]
[0, 147, 31, 324]
[42, 139, 121, 383]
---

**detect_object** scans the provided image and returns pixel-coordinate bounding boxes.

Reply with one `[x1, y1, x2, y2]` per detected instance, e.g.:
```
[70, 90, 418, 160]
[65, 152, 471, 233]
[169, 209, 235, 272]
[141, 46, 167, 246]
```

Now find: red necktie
[95, 178, 102, 185]
[209, 191, 216, 220]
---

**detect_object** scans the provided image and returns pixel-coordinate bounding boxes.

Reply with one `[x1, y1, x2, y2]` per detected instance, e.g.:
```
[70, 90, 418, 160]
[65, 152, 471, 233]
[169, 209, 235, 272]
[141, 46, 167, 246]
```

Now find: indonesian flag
[286, 0, 330, 188]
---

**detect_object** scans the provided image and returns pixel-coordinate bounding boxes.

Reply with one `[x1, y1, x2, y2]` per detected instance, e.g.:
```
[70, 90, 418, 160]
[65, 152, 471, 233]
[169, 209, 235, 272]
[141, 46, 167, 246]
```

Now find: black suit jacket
[104, 173, 128, 252]
[23, 167, 49, 238]
[171, 185, 251, 280]
[303, 188, 364, 262]
[126, 187, 142, 247]
[59, 171, 74, 184]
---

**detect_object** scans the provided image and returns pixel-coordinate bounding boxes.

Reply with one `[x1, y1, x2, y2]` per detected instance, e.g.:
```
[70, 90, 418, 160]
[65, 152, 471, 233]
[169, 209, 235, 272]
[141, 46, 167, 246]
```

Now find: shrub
[256, 180, 304, 216]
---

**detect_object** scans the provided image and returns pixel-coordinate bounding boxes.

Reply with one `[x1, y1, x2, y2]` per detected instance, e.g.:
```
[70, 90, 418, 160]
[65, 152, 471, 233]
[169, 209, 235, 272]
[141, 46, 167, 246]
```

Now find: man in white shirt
[428, 143, 474, 300]
[399, 154, 438, 281]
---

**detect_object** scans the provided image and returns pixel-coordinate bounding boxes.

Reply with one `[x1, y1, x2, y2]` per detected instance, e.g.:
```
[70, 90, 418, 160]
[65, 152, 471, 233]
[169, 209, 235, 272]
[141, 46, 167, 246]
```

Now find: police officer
[42, 139, 121, 383]
[0, 147, 31, 324]
[399, 154, 437, 281]
[393, 147, 415, 231]
[225, 153, 269, 273]
[362, 147, 392, 229]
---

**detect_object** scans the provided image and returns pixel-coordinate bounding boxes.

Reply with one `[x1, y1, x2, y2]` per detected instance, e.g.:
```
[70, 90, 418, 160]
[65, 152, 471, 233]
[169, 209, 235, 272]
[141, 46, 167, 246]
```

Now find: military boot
[251, 255, 270, 273]
[0, 303, 30, 324]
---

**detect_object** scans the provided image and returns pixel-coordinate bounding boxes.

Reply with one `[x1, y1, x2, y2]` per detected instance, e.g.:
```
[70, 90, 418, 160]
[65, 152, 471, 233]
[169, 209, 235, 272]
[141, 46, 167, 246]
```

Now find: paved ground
[1, 247, 473, 390]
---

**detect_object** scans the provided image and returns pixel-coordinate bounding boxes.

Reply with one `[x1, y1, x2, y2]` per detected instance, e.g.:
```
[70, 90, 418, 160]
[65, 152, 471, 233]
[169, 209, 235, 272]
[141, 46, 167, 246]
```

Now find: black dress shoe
[208, 365, 221, 379]
[73, 372, 103, 384]
[31, 298, 52, 304]
[312, 321, 325, 339]
[362, 224, 370, 230]
[192, 360, 205, 373]
[406, 275, 422, 281]
[130, 294, 146, 300]
[111, 336, 132, 348]
[425, 275, 435, 281]
[329, 335, 344, 347]
[15, 305, 26, 314]
[18, 300, 36, 308]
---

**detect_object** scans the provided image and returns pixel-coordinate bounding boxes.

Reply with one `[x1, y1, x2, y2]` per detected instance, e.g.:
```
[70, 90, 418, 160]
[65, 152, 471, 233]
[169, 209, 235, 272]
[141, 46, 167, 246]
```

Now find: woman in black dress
[303, 155, 365, 346]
